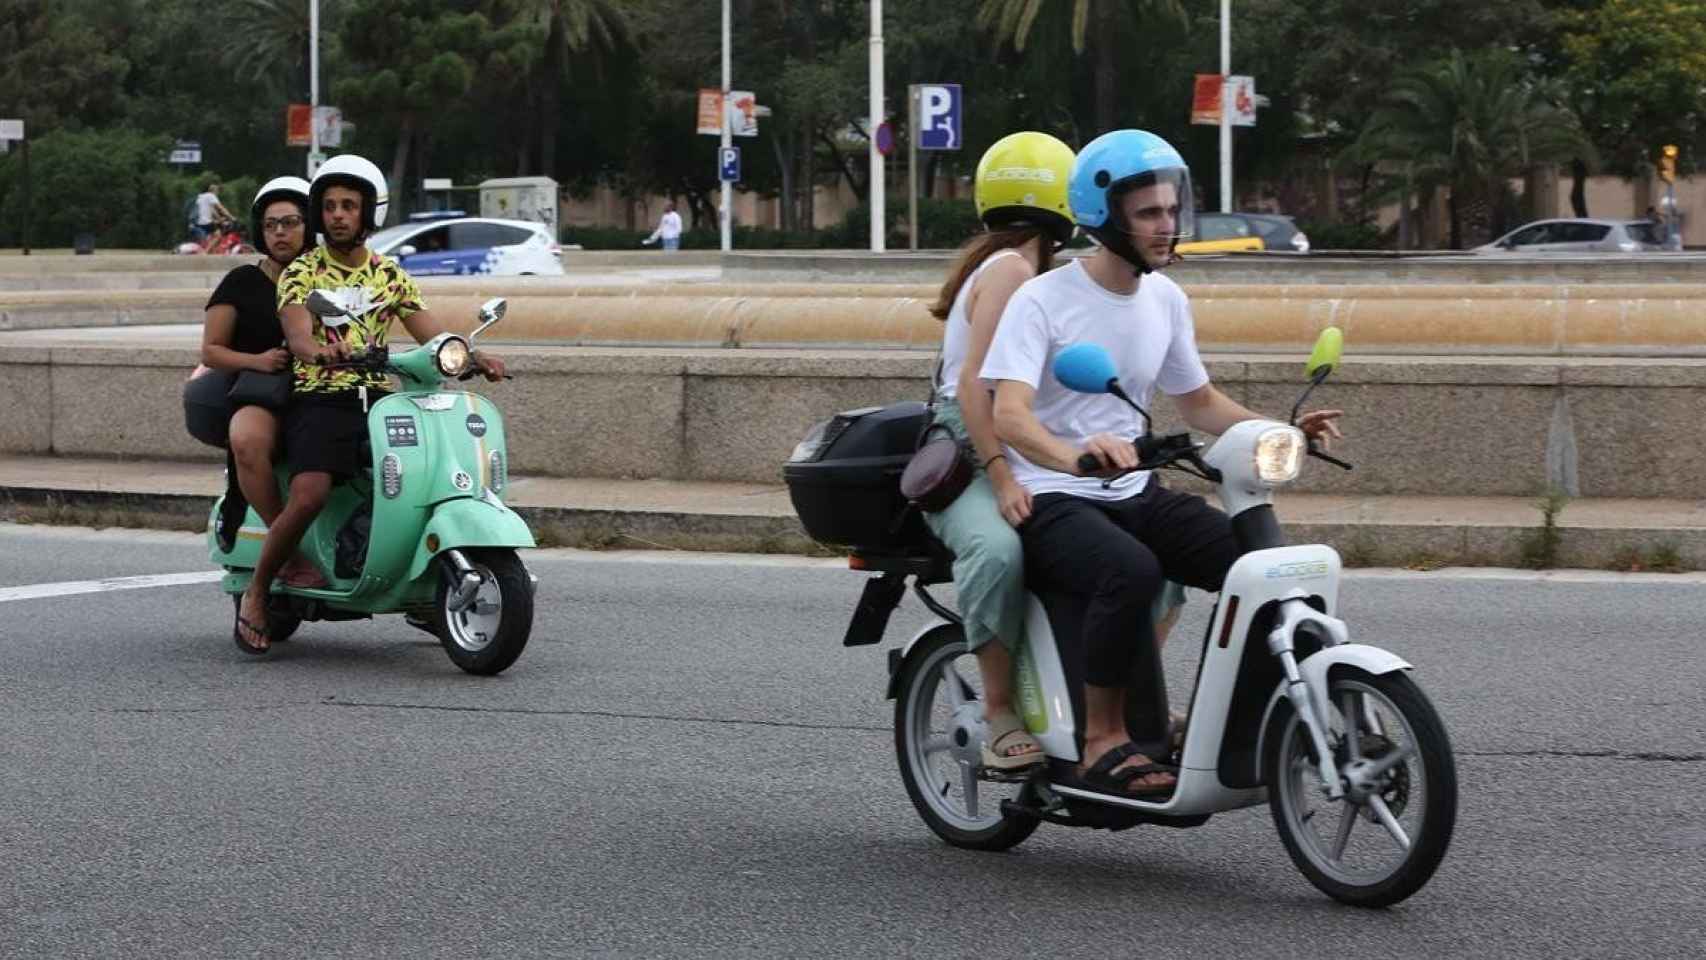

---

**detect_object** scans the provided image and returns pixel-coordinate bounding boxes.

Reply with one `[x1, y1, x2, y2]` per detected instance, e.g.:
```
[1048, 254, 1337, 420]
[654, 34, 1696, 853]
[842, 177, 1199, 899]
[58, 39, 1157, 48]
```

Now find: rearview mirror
[470, 297, 508, 342]
[1304, 327, 1344, 380]
[1053, 342, 1118, 394]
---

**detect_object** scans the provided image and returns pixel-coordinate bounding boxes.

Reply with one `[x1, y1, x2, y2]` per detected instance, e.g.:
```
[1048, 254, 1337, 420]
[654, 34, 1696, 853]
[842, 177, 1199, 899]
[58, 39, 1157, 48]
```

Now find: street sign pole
[21, 135, 29, 256]
[1219, 0, 1232, 213]
[869, 0, 885, 252]
[720, 0, 732, 252]
[310, 0, 320, 178]
[908, 85, 918, 251]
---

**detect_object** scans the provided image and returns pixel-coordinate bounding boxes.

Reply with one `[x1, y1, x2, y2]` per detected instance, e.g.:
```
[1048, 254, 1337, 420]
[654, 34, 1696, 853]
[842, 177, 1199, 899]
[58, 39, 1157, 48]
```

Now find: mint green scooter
[208, 293, 537, 675]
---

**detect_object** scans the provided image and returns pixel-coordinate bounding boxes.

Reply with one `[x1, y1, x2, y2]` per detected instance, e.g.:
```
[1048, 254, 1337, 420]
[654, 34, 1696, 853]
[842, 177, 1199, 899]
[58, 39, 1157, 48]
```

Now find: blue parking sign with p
[916, 83, 962, 151]
[719, 146, 741, 182]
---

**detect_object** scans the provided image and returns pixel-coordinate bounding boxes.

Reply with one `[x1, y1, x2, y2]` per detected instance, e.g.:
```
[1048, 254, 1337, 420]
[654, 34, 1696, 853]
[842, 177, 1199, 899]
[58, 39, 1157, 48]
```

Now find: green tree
[1553, 0, 1706, 212]
[515, 0, 630, 177]
[1343, 49, 1594, 248]
[0, 0, 132, 131]
[977, 0, 1187, 134]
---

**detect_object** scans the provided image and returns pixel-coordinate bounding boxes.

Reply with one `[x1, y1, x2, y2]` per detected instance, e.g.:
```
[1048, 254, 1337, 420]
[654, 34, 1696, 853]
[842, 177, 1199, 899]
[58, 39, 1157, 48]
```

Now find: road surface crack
[1462, 748, 1704, 763]
[321, 697, 887, 733]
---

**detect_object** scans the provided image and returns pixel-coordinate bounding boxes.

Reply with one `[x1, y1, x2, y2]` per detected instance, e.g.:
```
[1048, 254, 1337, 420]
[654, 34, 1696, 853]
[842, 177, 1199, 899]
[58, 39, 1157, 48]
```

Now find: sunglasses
[263, 215, 305, 233]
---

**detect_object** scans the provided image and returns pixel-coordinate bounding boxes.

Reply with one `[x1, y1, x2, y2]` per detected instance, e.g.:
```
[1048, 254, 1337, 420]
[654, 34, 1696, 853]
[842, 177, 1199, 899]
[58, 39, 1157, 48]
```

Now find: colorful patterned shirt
[276, 246, 425, 394]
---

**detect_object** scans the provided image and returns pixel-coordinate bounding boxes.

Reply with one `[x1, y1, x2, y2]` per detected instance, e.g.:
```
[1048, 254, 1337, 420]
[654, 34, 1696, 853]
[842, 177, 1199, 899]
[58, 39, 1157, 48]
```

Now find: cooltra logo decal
[984, 166, 1057, 183]
[465, 413, 488, 438]
[1265, 560, 1330, 580]
[452, 471, 474, 491]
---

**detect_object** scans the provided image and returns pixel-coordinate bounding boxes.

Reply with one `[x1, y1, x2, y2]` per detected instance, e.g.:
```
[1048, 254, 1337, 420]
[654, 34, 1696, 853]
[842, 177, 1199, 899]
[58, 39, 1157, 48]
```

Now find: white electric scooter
[851, 329, 1457, 907]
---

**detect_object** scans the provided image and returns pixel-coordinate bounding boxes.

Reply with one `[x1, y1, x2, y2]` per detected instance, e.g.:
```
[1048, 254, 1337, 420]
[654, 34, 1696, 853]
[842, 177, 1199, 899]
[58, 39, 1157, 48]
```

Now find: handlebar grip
[1077, 452, 1102, 475]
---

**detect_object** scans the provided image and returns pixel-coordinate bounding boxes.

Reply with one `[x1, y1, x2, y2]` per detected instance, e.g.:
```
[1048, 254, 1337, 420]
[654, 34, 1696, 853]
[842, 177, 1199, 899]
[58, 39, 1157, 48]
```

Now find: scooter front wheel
[893, 626, 1039, 851]
[432, 548, 534, 676]
[1263, 668, 1457, 908]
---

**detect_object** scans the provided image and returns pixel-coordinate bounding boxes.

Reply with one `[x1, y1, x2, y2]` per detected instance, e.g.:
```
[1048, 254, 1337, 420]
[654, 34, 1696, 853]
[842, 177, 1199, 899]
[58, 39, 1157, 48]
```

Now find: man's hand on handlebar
[1076, 433, 1138, 477]
[469, 350, 507, 382]
[305, 340, 353, 366]
[1297, 408, 1345, 451]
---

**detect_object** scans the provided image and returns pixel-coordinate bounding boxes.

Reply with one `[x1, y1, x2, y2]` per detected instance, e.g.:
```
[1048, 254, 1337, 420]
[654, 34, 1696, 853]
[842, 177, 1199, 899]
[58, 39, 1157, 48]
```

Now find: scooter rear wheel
[894, 625, 1039, 851]
[431, 548, 534, 676]
[1263, 668, 1457, 908]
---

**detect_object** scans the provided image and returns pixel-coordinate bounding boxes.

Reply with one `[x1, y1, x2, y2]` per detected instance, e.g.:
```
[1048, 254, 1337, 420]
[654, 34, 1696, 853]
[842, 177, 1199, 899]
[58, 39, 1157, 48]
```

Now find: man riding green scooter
[234, 154, 507, 655]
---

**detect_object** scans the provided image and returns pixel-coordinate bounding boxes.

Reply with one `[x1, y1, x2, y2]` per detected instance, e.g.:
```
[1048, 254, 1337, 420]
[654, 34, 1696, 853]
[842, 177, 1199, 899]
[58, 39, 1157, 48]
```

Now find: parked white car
[1473, 218, 1665, 254]
[367, 214, 564, 276]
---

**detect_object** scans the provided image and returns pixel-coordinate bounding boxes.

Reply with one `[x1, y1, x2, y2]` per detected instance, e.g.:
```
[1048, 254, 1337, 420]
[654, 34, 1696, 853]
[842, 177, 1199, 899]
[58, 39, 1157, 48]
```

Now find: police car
[367, 212, 564, 276]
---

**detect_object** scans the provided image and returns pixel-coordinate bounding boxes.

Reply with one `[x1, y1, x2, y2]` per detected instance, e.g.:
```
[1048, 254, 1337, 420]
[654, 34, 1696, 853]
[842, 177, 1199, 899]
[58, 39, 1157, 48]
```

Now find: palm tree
[1342, 49, 1595, 248]
[218, 0, 326, 98]
[517, 0, 629, 176]
[977, 0, 1186, 135]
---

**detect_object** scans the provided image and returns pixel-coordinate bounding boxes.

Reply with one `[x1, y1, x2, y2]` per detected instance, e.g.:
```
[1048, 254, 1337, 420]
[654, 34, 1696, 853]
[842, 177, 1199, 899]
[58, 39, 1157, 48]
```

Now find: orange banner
[1191, 75, 1222, 125]
[696, 89, 721, 136]
[286, 103, 312, 146]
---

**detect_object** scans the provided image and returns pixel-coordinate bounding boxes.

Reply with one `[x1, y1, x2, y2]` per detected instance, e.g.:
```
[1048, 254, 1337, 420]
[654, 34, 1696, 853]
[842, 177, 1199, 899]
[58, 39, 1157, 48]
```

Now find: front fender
[1256, 644, 1412, 765]
[404, 496, 536, 582]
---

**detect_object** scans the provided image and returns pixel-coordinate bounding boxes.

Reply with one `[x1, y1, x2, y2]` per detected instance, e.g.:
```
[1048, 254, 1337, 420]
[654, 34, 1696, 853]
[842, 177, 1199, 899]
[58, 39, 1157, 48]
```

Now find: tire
[232, 594, 300, 644]
[432, 549, 534, 676]
[893, 626, 1039, 851]
[1263, 667, 1457, 908]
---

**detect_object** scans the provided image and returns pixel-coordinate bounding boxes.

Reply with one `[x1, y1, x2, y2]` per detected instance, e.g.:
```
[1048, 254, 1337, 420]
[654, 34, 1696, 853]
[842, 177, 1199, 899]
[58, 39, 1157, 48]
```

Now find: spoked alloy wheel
[1264, 668, 1457, 907]
[893, 627, 1039, 851]
[431, 549, 534, 676]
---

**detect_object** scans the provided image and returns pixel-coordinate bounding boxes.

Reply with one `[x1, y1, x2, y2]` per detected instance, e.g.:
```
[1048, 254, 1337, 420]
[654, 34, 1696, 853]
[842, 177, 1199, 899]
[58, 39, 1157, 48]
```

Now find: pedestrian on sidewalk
[642, 201, 683, 251]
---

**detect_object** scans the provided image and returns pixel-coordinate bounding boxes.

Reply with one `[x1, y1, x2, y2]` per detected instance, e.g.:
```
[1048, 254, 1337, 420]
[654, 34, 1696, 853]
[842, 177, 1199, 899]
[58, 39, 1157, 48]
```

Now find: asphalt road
[1, 524, 1701, 959]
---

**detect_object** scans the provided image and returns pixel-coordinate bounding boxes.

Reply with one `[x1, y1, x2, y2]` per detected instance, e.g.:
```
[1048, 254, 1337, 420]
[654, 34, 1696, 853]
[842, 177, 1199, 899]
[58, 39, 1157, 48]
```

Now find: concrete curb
[2, 482, 1699, 570]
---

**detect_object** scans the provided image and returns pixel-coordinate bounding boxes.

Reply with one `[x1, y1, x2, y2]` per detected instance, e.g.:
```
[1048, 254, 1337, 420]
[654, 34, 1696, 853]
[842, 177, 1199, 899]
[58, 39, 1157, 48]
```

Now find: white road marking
[0, 571, 223, 604]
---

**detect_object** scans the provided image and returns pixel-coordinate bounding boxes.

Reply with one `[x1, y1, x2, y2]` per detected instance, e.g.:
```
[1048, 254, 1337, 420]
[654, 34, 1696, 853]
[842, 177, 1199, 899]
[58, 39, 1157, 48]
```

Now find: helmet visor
[1105, 168, 1196, 245]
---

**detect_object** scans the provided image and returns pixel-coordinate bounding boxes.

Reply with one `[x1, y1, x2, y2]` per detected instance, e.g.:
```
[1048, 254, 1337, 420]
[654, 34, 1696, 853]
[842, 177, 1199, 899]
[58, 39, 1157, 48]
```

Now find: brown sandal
[981, 710, 1044, 770]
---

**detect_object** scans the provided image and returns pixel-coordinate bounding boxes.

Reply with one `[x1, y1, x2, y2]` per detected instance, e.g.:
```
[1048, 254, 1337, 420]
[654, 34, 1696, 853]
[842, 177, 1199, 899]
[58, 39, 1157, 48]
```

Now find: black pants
[1020, 483, 1240, 750]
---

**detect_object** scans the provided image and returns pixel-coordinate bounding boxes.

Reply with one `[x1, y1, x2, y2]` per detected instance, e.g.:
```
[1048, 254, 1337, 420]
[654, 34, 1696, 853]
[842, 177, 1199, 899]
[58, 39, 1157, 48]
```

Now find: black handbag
[182, 367, 237, 448]
[226, 370, 293, 409]
[898, 356, 975, 513]
[900, 422, 974, 512]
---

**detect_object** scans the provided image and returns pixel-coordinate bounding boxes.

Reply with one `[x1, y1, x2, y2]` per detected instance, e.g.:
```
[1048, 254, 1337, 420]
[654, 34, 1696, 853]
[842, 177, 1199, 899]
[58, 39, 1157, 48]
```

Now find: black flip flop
[1067, 742, 1178, 799]
[233, 612, 271, 655]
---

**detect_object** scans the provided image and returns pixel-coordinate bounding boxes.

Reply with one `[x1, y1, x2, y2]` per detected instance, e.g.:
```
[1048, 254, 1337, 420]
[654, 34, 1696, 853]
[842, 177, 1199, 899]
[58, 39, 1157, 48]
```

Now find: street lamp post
[720, 0, 732, 252]
[869, 0, 885, 252]
[1219, 0, 1232, 213]
[308, 0, 320, 179]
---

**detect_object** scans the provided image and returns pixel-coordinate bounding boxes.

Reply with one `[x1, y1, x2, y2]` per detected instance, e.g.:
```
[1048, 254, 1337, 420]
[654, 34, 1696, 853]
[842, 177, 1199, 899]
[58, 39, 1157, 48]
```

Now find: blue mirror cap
[1053, 342, 1118, 393]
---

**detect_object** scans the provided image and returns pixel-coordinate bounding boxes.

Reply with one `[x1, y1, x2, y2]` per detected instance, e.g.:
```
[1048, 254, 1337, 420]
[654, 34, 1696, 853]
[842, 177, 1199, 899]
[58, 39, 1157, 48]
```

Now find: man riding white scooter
[981, 129, 1345, 798]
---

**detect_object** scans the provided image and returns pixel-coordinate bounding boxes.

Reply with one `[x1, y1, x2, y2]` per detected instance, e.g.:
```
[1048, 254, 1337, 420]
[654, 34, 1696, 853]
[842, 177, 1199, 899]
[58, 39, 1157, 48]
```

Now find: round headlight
[1254, 426, 1305, 484]
[436, 337, 470, 377]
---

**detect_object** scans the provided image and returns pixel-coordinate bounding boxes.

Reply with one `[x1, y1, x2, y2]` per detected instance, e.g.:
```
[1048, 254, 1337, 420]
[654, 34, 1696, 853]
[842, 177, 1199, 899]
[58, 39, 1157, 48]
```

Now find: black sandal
[1068, 742, 1177, 798]
[233, 612, 271, 655]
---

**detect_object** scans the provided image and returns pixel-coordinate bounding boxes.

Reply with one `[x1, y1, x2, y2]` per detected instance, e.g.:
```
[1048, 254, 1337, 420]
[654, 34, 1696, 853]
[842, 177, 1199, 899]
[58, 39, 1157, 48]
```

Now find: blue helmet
[1068, 129, 1195, 273]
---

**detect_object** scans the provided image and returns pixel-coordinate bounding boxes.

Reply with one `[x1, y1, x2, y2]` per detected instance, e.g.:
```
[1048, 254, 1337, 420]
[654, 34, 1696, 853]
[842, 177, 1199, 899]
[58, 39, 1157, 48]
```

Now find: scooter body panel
[207, 381, 530, 616]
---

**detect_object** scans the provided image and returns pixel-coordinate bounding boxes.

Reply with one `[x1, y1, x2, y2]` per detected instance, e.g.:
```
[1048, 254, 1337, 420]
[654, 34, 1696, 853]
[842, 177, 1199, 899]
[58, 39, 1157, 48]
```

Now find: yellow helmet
[974, 131, 1076, 246]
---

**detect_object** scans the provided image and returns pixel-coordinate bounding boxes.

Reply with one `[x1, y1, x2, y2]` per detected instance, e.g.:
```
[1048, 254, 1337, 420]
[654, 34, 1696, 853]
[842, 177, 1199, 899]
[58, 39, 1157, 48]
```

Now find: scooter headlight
[435, 336, 471, 377]
[1254, 426, 1305, 484]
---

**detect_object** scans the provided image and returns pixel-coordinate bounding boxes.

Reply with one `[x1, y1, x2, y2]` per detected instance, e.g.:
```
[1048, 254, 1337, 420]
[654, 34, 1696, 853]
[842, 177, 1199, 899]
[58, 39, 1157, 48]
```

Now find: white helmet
[250, 176, 311, 257]
[309, 154, 389, 238]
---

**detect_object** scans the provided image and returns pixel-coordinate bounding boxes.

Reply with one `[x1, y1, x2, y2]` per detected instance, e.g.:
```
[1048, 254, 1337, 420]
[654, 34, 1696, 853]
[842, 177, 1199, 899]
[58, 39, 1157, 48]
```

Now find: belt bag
[899, 423, 974, 513]
[226, 370, 293, 410]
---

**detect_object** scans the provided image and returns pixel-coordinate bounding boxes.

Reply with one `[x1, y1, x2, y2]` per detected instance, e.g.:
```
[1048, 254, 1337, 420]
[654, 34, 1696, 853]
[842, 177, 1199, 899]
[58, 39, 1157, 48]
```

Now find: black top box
[783, 401, 932, 553]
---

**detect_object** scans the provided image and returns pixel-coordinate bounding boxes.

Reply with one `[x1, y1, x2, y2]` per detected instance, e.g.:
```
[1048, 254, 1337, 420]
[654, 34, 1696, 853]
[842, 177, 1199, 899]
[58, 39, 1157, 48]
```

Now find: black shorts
[284, 392, 382, 479]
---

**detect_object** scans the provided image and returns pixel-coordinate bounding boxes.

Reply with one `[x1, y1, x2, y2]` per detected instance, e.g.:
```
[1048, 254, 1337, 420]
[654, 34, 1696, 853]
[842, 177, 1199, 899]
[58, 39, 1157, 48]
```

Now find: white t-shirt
[936, 249, 1024, 400]
[657, 210, 683, 240]
[194, 191, 220, 225]
[980, 259, 1210, 501]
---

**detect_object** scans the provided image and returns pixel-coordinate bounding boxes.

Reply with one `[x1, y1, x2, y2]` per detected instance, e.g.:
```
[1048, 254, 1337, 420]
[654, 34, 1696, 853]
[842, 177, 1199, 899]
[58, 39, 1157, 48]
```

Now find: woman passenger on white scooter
[190, 176, 320, 588]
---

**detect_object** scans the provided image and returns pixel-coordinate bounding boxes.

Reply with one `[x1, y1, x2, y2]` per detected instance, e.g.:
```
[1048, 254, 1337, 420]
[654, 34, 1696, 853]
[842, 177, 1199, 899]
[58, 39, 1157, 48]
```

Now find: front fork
[1268, 596, 1351, 800]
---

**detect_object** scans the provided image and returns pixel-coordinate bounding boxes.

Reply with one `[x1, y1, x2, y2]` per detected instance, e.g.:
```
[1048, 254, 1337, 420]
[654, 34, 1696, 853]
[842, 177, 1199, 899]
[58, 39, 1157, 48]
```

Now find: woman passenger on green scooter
[191, 176, 320, 587]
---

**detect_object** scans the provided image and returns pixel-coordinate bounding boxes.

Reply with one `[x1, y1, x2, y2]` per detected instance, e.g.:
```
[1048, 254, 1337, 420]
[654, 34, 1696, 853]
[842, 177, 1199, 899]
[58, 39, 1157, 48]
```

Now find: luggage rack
[847, 548, 953, 586]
